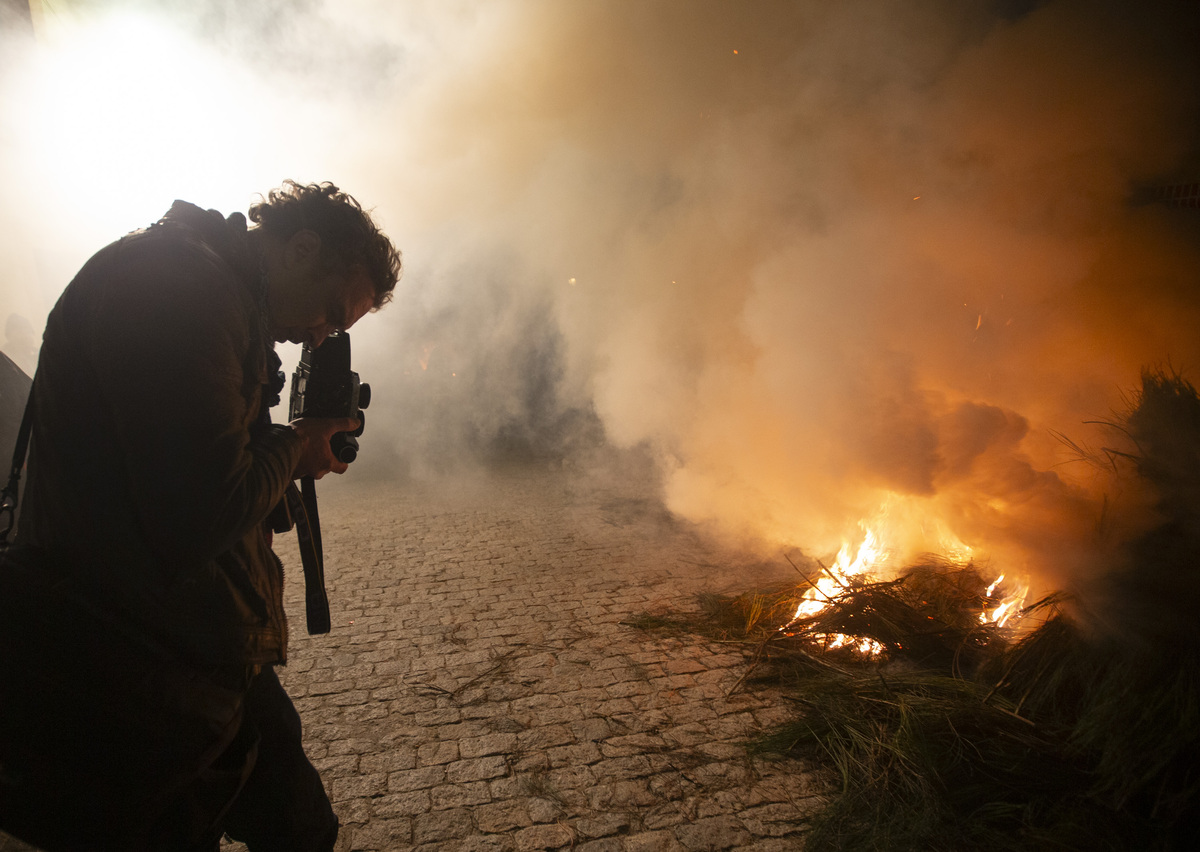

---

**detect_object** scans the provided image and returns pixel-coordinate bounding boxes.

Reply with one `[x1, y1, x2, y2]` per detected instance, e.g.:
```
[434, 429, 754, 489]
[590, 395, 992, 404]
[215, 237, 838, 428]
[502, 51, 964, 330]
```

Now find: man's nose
[309, 326, 332, 348]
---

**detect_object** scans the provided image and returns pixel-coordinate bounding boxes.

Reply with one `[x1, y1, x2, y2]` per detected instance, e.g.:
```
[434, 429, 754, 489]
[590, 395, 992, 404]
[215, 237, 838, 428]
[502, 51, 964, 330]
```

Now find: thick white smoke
[2, 0, 1199, 593]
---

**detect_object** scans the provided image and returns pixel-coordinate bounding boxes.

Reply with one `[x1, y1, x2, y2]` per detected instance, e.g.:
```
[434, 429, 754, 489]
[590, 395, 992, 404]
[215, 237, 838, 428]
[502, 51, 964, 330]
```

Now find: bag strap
[1, 380, 34, 544]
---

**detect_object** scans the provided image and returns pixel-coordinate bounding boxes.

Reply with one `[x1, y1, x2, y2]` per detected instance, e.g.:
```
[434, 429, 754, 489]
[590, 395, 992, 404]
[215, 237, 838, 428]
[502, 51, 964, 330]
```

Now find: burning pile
[635, 372, 1200, 850]
[781, 558, 1032, 671]
[780, 518, 1028, 666]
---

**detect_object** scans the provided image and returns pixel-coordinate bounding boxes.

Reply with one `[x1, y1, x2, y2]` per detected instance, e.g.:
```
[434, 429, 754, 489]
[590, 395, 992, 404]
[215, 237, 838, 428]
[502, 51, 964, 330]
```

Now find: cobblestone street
[4, 464, 822, 851]
[268, 464, 819, 851]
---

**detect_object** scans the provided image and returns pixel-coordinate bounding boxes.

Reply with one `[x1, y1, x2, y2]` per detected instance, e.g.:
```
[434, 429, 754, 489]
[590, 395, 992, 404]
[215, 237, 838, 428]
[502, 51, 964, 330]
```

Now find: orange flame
[785, 500, 1028, 651]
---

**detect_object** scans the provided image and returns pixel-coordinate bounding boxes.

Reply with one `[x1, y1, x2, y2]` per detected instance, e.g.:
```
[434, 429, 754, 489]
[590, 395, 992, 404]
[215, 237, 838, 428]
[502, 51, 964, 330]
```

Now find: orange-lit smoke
[361, 1, 1200, 594]
[4, 1, 1200, 601]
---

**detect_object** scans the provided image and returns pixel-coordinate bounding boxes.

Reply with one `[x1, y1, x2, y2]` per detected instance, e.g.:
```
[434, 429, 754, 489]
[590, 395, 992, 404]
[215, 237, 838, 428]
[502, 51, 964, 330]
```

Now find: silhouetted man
[0, 181, 401, 851]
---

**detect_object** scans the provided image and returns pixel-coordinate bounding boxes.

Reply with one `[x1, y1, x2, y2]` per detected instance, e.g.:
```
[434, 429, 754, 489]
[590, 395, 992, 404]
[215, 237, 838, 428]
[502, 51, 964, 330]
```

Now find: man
[0, 181, 401, 850]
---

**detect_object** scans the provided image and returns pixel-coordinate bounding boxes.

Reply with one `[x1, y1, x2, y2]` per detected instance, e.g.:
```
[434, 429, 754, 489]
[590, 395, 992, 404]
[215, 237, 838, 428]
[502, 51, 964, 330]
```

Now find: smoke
[3, 0, 1200, 591]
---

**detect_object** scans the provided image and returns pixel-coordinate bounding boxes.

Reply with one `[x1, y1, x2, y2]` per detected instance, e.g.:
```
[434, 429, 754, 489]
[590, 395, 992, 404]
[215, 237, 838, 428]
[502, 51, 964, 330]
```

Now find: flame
[788, 522, 893, 656]
[419, 343, 435, 371]
[784, 498, 1028, 653]
[980, 573, 1028, 627]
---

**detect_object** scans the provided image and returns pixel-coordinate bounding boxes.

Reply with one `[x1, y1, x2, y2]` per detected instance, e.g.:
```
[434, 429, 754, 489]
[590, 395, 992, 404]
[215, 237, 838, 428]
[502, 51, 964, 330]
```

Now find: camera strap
[284, 477, 332, 635]
[1, 379, 34, 546]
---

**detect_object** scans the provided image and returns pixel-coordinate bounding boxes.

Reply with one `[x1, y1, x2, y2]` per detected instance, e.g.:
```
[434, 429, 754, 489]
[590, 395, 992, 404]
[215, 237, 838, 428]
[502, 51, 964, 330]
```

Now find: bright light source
[21, 13, 259, 216]
[2, 10, 287, 238]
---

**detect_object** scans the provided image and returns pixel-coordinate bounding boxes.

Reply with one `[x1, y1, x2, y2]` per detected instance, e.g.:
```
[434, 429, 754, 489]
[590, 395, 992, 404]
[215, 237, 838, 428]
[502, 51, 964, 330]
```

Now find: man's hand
[289, 417, 360, 479]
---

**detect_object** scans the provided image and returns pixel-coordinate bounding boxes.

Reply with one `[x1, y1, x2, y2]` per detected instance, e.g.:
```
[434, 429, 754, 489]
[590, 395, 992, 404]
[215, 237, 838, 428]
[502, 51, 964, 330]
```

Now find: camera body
[289, 331, 371, 463]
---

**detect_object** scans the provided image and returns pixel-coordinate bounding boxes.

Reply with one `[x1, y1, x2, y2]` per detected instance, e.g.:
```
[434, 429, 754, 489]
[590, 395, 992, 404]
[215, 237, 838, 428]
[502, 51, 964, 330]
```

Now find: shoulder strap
[1, 380, 35, 544]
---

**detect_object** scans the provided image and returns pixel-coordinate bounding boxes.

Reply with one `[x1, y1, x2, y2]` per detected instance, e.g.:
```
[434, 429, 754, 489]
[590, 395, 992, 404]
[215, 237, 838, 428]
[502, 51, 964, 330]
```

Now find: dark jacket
[16, 202, 300, 674]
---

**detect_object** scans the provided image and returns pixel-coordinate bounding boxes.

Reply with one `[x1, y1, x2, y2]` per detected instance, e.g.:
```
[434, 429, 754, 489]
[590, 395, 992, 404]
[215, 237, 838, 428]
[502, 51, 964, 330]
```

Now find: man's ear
[284, 230, 322, 271]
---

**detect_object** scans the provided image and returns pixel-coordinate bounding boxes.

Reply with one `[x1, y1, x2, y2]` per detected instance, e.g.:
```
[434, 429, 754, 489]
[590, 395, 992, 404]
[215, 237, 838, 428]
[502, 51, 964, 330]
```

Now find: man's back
[17, 203, 294, 672]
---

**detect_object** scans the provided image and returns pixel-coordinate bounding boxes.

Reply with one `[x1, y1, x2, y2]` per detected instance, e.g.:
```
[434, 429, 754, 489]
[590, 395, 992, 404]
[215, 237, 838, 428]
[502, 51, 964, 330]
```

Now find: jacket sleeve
[83, 240, 300, 572]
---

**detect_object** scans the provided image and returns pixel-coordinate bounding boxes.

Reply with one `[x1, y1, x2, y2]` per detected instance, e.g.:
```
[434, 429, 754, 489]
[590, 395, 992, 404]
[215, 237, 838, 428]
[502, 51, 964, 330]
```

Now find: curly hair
[249, 181, 401, 308]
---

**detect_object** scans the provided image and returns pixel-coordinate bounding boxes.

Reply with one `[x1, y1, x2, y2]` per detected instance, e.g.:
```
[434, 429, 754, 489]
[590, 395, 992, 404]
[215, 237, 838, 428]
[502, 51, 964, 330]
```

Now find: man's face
[265, 230, 376, 347]
[271, 267, 375, 348]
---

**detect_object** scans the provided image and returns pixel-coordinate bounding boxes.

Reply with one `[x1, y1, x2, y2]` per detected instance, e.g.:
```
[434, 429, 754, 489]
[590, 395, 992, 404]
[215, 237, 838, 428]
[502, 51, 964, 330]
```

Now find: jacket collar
[155, 200, 256, 286]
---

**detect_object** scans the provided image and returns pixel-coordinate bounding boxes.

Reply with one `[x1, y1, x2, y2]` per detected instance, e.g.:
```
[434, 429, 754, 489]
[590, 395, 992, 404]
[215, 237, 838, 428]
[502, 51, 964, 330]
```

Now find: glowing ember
[816, 632, 887, 655]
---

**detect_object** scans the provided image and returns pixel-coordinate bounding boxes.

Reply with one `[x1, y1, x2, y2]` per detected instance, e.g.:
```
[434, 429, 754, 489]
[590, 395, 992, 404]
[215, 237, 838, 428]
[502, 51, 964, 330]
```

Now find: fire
[979, 573, 1028, 627]
[787, 522, 893, 655]
[785, 500, 1029, 653]
[792, 526, 887, 620]
[419, 343, 435, 371]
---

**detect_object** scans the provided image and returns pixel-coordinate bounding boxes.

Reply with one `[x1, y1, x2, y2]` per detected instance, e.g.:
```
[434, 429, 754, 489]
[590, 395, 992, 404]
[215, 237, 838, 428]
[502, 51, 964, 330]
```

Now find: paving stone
[575, 812, 633, 838]
[335, 796, 372, 826]
[625, 830, 689, 852]
[459, 836, 516, 851]
[546, 764, 597, 790]
[418, 740, 461, 766]
[642, 803, 690, 830]
[517, 724, 575, 750]
[569, 717, 613, 742]
[737, 802, 808, 838]
[600, 733, 668, 756]
[693, 742, 745, 762]
[546, 741, 603, 768]
[661, 723, 713, 747]
[473, 799, 534, 833]
[413, 807, 475, 844]
[447, 755, 511, 783]
[512, 823, 576, 850]
[607, 680, 655, 699]
[673, 816, 753, 851]
[741, 841, 806, 852]
[526, 797, 567, 824]
[331, 773, 387, 801]
[431, 780, 493, 809]
[359, 747, 418, 774]
[372, 790, 432, 818]
[346, 817, 412, 850]
[575, 839, 624, 852]
[388, 765, 447, 793]
[313, 754, 361, 776]
[460, 732, 520, 758]
[592, 755, 654, 780]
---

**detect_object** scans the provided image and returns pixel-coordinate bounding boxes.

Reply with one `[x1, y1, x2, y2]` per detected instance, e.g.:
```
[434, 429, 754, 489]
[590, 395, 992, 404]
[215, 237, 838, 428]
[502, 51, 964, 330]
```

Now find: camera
[289, 331, 371, 463]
